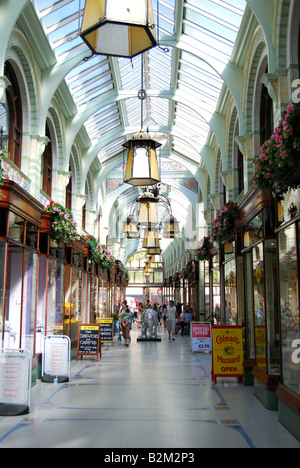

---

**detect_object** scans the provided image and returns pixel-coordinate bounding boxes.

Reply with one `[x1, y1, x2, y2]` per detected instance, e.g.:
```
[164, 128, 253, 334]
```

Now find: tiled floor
[0, 324, 299, 449]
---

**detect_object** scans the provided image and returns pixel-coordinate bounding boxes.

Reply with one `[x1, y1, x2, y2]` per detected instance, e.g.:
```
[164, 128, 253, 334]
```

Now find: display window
[253, 243, 267, 370]
[224, 258, 237, 325]
[241, 195, 280, 376]
[0, 240, 6, 346]
[3, 244, 38, 355]
[204, 262, 210, 321]
[0, 182, 43, 357]
[244, 251, 255, 359]
[36, 256, 65, 353]
[64, 265, 82, 350]
[90, 265, 98, 323]
[212, 255, 221, 322]
[264, 240, 280, 375]
[278, 223, 300, 395]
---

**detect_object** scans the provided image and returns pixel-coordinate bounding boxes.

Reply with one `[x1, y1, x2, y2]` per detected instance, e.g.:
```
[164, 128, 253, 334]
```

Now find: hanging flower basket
[195, 237, 211, 261]
[181, 260, 193, 279]
[83, 234, 115, 270]
[211, 202, 239, 244]
[44, 201, 80, 243]
[250, 103, 300, 197]
[172, 272, 180, 284]
[115, 259, 127, 278]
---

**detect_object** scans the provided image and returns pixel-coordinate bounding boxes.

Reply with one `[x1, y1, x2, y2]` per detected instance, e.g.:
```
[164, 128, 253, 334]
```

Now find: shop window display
[279, 224, 300, 394]
[0, 241, 6, 345]
[224, 258, 237, 325]
[212, 256, 221, 322]
[253, 243, 267, 370]
[4, 245, 37, 355]
[244, 251, 255, 359]
[36, 257, 65, 353]
[21, 250, 38, 353]
[64, 265, 82, 347]
[264, 240, 280, 375]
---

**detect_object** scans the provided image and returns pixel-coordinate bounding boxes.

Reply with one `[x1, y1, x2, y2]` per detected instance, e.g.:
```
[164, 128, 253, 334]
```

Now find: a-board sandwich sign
[98, 318, 114, 347]
[77, 324, 101, 361]
[191, 323, 212, 353]
[42, 335, 71, 383]
[211, 326, 244, 384]
[0, 349, 32, 416]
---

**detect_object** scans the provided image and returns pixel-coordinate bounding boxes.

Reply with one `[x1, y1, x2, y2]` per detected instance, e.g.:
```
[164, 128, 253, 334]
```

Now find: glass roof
[32, 0, 247, 171]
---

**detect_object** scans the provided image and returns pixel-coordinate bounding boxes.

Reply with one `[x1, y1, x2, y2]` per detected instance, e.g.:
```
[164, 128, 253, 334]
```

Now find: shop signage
[99, 318, 114, 347]
[0, 349, 32, 416]
[190, 323, 212, 352]
[77, 324, 101, 361]
[211, 326, 244, 384]
[42, 336, 71, 383]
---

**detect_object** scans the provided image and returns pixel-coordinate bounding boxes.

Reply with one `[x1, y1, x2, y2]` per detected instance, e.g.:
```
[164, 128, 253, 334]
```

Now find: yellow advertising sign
[212, 326, 244, 384]
[81, 326, 100, 331]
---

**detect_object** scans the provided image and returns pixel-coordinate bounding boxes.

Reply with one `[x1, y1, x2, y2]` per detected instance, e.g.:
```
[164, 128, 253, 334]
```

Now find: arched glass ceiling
[33, 0, 247, 170]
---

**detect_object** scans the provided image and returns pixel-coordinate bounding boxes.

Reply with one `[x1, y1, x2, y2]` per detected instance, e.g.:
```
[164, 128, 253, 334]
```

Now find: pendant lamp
[137, 191, 158, 230]
[124, 215, 140, 239]
[124, 54, 161, 187]
[123, 130, 161, 187]
[162, 215, 180, 239]
[143, 231, 161, 255]
[80, 0, 157, 58]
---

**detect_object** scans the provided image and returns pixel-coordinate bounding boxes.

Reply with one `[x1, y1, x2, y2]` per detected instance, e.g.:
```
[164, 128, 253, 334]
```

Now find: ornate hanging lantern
[162, 215, 180, 239]
[124, 131, 161, 187]
[124, 215, 140, 239]
[142, 231, 161, 255]
[80, 0, 157, 58]
[137, 190, 158, 230]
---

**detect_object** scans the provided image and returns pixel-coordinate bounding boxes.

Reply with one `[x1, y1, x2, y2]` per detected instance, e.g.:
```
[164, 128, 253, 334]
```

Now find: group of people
[118, 299, 194, 345]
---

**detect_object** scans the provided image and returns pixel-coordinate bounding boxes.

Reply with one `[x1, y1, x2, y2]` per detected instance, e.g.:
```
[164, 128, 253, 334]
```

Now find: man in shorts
[165, 300, 177, 341]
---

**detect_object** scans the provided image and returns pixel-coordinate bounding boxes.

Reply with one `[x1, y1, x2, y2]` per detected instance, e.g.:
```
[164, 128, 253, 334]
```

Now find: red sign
[192, 324, 211, 339]
[191, 323, 212, 352]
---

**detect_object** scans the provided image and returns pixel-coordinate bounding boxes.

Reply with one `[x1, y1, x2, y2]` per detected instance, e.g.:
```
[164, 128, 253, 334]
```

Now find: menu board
[77, 324, 101, 361]
[99, 318, 114, 346]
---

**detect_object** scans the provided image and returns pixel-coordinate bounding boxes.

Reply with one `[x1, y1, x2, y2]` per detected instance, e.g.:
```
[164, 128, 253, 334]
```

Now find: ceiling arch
[27, 0, 248, 196]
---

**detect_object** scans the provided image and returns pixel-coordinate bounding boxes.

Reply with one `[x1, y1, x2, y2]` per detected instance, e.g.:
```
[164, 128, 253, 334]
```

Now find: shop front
[64, 240, 85, 358]
[239, 189, 280, 405]
[0, 180, 43, 383]
[187, 260, 200, 321]
[276, 187, 300, 440]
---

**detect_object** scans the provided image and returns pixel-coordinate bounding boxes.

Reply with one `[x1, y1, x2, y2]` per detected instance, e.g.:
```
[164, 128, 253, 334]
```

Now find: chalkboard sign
[77, 324, 101, 361]
[99, 318, 114, 347]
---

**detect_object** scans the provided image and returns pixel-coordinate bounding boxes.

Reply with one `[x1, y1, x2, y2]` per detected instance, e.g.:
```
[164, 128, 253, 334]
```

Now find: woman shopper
[119, 302, 131, 346]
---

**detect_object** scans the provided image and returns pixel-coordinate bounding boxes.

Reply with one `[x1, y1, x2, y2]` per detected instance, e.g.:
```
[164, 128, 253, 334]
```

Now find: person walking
[165, 300, 177, 341]
[119, 302, 131, 347]
[137, 302, 144, 329]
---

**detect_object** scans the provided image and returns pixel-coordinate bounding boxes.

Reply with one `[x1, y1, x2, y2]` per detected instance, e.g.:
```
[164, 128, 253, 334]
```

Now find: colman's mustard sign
[212, 326, 244, 384]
